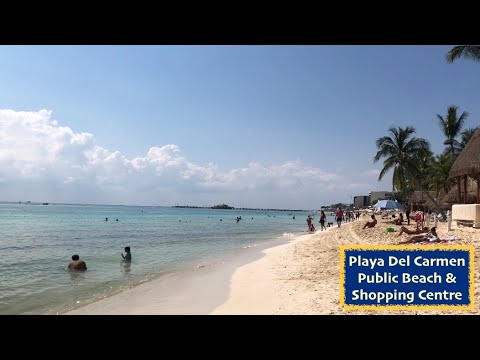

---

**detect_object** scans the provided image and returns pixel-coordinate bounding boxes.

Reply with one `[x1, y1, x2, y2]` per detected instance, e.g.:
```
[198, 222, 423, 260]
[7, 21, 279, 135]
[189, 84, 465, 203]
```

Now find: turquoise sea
[0, 203, 336, 314]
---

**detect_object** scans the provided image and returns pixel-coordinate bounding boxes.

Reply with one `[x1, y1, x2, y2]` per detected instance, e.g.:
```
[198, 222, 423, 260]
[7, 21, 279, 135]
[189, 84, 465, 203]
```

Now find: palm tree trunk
[417, 181, 446, 219]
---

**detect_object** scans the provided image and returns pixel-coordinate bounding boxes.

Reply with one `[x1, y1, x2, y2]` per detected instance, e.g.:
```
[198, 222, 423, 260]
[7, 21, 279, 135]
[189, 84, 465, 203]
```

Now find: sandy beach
[67, 216, 480, 315]
[212, 216, 480, 315]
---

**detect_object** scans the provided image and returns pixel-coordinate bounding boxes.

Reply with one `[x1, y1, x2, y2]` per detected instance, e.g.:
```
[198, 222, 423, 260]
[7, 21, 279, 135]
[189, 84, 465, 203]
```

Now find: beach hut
[407, 190, 432, 211]
[447, 129, 480, 227]
[448, 128, 480, 204]
[422, 189, 450, 211]
[443, 177, 478, 204]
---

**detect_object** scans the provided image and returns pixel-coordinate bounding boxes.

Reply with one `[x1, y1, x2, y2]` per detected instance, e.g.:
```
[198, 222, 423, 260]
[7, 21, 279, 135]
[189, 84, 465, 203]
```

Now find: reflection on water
[68, 269, 87, 281]
[121, 261, 131, 274]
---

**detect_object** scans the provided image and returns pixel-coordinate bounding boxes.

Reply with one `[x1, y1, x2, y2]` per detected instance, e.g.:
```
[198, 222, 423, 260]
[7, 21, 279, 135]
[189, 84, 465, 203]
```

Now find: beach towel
[415, 236, 459, 245]
[438, 236, 458, 242]
[441, 236, 458, 241]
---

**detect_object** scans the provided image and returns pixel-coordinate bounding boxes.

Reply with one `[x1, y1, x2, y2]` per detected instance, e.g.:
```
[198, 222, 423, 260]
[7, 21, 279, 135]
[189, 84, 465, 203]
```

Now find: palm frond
[446, 46, 480, 63]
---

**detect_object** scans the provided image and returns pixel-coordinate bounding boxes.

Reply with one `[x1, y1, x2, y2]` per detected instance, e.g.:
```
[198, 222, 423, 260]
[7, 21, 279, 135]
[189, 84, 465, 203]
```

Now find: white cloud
[0, 109, 391, 208]
[359, 169, 381, 178]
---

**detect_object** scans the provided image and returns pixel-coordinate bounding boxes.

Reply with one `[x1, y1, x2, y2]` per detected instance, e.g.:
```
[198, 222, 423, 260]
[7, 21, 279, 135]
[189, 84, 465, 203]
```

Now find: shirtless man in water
[68, 254, 87, 271]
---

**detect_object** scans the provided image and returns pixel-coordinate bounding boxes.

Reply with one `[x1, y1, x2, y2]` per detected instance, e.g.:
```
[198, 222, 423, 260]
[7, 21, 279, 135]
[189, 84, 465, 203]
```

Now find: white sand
[211, 225, 341, 314]
[210, 232, 315, 314]
[212, 218, 480, 315]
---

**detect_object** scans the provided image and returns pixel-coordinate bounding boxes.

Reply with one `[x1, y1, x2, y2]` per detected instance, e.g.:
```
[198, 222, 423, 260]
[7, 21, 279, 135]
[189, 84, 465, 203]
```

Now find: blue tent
[373, 199, 403, 210]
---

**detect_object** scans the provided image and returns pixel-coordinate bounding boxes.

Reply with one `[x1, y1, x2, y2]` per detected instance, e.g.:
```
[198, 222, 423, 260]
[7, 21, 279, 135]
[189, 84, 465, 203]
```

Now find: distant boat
[42, 203, 49, 205]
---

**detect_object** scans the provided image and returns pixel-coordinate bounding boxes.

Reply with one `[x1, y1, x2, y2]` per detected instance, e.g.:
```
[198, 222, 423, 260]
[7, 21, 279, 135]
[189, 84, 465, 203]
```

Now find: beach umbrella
[372, 199, 403, 210]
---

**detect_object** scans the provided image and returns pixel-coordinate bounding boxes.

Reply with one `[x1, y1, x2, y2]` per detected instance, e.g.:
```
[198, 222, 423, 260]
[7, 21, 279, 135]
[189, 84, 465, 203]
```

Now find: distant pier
[173, 205, 307, 212]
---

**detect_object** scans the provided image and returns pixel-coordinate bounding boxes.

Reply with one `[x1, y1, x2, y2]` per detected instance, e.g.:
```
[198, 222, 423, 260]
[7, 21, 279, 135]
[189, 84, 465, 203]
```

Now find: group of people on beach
[336, 208, 362, 227]
[371, 207, 445, 244]
[306, 208, 371, 233]
[303, 204, 437, 243]
[67, 246, 132, 271]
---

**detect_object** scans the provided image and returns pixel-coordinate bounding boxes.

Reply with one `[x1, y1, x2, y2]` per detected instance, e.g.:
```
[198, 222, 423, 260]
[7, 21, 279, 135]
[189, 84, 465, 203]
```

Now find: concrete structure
[452, 204, 480, 228]
[354, 195, 370, 208]
[369, 191, 393, 204]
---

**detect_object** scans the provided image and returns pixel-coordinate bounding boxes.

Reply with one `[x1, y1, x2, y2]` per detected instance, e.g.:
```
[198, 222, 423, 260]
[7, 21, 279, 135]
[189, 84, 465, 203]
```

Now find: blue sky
[0, 45, 479, 209]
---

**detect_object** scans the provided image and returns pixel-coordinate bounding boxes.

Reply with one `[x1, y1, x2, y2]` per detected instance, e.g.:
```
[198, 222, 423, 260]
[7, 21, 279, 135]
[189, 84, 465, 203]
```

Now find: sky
[0, 45, 479, 209]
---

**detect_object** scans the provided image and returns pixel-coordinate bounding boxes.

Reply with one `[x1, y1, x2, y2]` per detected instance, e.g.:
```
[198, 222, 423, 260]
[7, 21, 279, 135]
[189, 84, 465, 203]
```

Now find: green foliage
[373, 126, 446, 215]
[425, 153, 455, 197]
[436, 105, 469, 157]
[460, 127, 479, 149]
[446, 46, 480, 63]
[373, 126, 431, 193]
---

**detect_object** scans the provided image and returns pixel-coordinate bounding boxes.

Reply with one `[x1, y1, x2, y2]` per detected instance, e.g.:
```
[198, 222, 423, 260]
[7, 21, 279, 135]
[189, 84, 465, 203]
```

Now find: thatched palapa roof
[443, 177, 478, 204]
[423, 189, 450, 210]
[408, 190, 435, 204]
[449, 128, 480, 178]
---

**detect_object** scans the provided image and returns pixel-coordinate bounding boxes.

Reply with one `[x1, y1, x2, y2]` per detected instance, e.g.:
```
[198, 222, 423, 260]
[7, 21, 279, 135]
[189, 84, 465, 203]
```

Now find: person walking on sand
[319, 210, 326, 231]
[336, 207, 344, 228]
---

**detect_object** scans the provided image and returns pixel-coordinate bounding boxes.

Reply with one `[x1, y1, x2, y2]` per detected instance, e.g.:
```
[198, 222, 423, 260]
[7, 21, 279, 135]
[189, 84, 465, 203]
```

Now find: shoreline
[210, 217, 480, 315]
[210, 223, 344, 314]
[65, 232, 304, 315]
[66, 217, 480, 315]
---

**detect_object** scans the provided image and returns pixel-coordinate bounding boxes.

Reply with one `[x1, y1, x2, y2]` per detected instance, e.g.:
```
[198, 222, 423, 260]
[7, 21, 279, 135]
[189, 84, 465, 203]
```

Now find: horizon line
[0, 200, 354, 211]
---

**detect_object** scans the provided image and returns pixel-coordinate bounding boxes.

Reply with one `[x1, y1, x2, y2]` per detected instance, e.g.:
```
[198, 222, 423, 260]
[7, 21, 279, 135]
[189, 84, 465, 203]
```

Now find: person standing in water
[121, 246, 132, 261]
[68, 254, 87, 271]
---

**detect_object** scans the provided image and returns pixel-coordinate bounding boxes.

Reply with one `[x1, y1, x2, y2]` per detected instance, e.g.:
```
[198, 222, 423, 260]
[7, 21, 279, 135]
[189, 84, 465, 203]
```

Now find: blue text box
[340, 245, 474, 310]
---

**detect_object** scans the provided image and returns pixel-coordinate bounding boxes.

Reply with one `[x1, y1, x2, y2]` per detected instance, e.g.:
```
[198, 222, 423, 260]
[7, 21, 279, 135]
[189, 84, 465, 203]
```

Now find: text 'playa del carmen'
[341, 248, 473, 308]
[349, 254, 466, 270]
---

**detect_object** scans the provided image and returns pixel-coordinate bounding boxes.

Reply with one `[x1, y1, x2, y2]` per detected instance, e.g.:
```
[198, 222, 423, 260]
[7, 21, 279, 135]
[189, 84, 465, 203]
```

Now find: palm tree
[446, 46, 480, 63]
[394, 152, 430, 205]
[426, 154, 455, 199]
[374, 126, 430, 189]
[460, 127, 479, 150]
[436, 105, 469, 156]
[373, 126, 444, 214]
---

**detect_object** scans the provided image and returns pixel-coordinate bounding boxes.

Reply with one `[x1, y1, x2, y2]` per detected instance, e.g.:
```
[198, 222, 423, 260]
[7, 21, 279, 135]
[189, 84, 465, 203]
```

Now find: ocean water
[0, 203, 337, 314]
